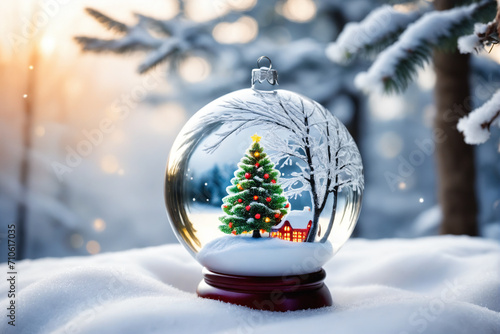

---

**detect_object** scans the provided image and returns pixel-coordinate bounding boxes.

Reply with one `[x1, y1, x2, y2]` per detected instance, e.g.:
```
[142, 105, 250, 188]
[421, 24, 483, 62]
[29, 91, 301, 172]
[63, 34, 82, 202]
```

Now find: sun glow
[40, 35, 56, 56]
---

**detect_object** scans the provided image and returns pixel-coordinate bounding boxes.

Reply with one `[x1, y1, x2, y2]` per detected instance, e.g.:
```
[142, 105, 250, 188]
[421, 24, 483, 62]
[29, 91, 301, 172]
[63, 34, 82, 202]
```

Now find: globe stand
[197, 268, 332, 311]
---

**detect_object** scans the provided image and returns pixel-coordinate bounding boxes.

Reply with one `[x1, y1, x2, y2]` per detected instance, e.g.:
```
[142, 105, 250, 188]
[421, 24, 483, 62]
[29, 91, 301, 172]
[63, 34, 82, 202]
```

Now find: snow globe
[165, 57, 364, 311]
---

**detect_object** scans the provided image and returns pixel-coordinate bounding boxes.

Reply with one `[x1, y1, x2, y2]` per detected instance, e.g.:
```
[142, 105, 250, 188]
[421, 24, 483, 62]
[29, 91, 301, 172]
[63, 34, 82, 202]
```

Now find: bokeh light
[213, 16, 258, 44]
[86, 240, 101, 254]
[393, 3, 419, 13]
[377, 132, 404, 158]
[70, 234, 84, 248]
[229, 0, 257, 11]
[185, 0, 229, 22]
[150, 102, 186, 133]
[163, 0, 180, 20]
[369, 94, 406, 121]
[185, 0, 257, 22]
[100, 155, 120, 174]
[417, 66, 436, 91]
[179, 55, 211, 83]
[282, 0, 317, 23]
[35, 126, 45, 137]
[93, 218, 106, 232]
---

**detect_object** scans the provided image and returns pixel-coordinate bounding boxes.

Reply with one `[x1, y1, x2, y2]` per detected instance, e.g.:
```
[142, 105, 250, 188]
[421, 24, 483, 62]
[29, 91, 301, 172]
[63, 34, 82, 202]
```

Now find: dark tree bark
[433, 0, 478, 236]
[252, 230, 261, 238]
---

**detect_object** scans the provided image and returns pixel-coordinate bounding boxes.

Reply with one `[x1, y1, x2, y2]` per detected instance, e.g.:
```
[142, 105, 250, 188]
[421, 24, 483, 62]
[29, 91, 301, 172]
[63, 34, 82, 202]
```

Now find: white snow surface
[458, 89, 500, 144]
[2, 236, 500, 334]
[355, 2, 481, 93]
[197, 236, 333, 276]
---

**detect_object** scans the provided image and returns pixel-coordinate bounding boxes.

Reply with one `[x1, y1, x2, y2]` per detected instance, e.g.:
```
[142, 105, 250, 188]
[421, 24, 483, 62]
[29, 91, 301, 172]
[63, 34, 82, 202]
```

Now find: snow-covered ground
[1, 235, 499, 334]
[197, 236, 333, 276]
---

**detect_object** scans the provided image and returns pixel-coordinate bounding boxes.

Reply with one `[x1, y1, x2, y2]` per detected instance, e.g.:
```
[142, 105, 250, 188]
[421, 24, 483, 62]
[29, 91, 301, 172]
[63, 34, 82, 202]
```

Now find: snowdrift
[1, 236, 499, 334]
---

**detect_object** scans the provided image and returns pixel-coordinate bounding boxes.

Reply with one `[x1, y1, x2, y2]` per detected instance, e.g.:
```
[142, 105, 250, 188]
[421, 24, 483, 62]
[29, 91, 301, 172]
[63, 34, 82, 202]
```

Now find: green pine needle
[380, 0, 496, 94]
[85, 8, 128, 34]
[219, 140, 289, 236]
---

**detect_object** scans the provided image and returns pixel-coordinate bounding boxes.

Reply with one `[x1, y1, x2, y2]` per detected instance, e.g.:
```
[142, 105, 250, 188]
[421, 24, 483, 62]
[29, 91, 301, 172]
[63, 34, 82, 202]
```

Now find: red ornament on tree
[255, 162, 260, 168]
[223, 205, 227, 208]
[285, 203, 289, 208]
[253, 195, 259, 200]
[246, 205, 251, 211]
[245, 173, 251, 179]
[266, 197, 271, 202]
[271, 179, 276, 184]
[255, 214, 261, 219]
[274, 213, 280, 219]
[228, 222, 233, 228]
[231, 230, 236, 235]
[238, 199, 243, 203]
[264, 174, 269, 179]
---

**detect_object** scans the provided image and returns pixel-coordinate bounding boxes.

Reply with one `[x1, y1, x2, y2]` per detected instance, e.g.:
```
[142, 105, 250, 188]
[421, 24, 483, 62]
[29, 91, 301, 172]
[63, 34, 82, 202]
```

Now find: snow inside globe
[165, 57, 364, 278]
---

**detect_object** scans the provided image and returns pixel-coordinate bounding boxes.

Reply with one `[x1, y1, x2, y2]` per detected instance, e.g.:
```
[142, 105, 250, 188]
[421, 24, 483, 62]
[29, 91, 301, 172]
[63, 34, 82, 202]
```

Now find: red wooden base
[197, 268, 332, 311]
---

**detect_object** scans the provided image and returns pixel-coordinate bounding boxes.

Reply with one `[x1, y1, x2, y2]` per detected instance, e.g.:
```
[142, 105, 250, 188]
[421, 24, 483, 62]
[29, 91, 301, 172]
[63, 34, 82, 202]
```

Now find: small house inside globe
[165, 83, 363, 276]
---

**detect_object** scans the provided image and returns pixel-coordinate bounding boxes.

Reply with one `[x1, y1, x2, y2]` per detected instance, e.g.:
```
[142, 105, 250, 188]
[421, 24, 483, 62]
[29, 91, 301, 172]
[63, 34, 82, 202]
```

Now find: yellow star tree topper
[251, 133, 261, 143]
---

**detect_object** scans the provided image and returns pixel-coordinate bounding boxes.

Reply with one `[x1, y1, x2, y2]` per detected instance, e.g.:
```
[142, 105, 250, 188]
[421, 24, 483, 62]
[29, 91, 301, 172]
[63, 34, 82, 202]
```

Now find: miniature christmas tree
[219, 134, 289, 238]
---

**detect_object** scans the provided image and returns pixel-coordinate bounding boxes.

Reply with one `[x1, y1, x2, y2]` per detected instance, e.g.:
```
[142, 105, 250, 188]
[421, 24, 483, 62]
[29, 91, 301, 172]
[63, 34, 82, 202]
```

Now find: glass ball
[165, 88, 363, 276]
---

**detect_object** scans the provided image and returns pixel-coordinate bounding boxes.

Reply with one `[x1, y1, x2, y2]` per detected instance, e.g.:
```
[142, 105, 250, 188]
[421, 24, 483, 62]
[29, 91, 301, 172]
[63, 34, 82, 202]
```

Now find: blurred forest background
[0, 0, 499, 260]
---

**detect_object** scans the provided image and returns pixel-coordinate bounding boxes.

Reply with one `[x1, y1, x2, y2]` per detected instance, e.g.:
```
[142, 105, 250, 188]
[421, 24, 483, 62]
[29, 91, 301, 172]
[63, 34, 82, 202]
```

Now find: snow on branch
[137, 39, 178, 73]
[327, 5, 423, 64]
[458, 22, 491, 53]
[75, 9, 219, 74]
[457, 90, 500, 144]
[458, 7, 499, 54]
[354, 0, 497, 94]
[74, 11, 161, 55]
[84, 8, 128, 33]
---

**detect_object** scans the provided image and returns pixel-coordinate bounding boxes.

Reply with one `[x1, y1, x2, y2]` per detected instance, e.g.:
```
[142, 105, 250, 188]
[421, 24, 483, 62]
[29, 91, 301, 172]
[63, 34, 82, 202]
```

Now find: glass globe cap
[165, 67, 363, 276]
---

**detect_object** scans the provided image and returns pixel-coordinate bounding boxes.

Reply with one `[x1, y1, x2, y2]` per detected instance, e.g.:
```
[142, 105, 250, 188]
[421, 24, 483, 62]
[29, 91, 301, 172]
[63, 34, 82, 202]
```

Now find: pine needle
[85, 8, 128, 34]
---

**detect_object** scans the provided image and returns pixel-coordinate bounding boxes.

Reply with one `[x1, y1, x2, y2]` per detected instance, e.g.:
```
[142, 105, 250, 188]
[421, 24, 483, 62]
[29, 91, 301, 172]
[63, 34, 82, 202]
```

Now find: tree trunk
[319, 187, 338, 243]
[252, 229, 261, 238]
[433, 0, 478, 236]
[306, 208, 321, 242]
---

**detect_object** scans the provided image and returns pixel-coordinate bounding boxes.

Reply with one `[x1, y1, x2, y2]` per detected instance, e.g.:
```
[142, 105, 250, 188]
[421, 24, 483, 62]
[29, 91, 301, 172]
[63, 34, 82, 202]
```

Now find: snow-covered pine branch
[85, 8, 128, 33]
[75, 9, 219, 73]
[326, 5, 424, 64]
[354, 0, 497, 94]
[458, 22, 491, 53]
[75, 9, 160, 54]
[458, 5, 499, 54]
[457, 89, 500, 144]
[138, 38, 179, 74]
